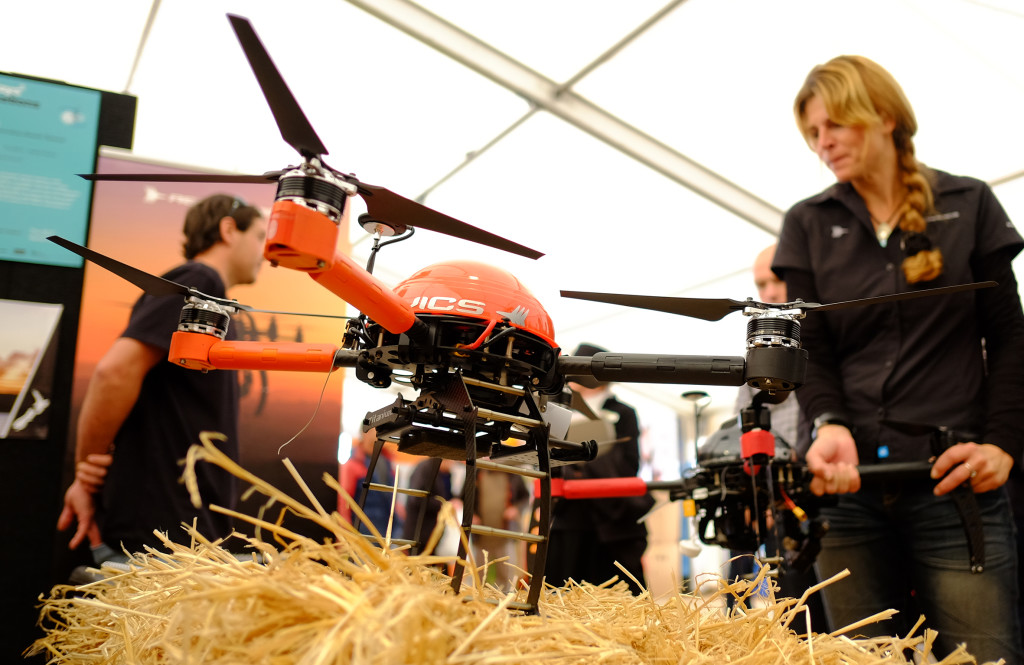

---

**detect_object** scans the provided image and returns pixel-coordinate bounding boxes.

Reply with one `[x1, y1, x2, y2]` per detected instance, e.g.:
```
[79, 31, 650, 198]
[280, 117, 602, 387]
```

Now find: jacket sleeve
[972, 251, 1024, 463]
[774, 209, 850, 428]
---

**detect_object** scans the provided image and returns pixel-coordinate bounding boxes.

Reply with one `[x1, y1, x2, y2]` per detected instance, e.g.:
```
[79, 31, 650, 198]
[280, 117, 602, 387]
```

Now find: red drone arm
[310, 250, 420, 335]
[264, 200, 420, 336]
[546, 477, 650, 499]
[169, 331, 342, 372]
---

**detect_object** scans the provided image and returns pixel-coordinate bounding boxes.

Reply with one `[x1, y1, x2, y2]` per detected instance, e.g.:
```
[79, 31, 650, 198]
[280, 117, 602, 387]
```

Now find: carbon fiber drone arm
[558, 352, 747, 386]
[558, 346, 808, 395]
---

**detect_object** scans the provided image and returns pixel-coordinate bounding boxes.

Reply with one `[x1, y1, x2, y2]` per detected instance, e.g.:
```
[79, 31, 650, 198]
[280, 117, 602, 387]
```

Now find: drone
[54, 13, 995, 613]
[547, 295, 990, 585]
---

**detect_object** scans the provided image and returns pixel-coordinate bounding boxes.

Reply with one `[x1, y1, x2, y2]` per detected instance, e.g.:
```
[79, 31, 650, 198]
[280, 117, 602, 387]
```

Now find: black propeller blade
[49, 235, 192, 299]
[798, 281, 996, 312]
[227, 14, 328, 159]
[562, 281, 996, 321]
[77, 14, 543, 261]
[48, 236, 349, 320]
[78, 172, 280, 184]
[225, 14, 542, 260]
[560, 291, 749, 322]
[356, 182, 543, 260]
[79, 169, 544, 260]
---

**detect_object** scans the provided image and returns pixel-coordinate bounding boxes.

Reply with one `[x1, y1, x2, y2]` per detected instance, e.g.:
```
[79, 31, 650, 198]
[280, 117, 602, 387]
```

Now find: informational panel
[0, 73, 101, 267]
[0, 299, 63, 439]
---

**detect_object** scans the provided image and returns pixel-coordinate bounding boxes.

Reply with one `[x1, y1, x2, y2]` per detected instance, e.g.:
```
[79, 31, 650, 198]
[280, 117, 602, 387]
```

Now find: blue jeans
[814, 480, 1022, 665]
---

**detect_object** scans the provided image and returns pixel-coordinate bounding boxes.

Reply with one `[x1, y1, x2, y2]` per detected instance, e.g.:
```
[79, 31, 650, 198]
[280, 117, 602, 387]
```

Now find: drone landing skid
[356, 371, 594, 613]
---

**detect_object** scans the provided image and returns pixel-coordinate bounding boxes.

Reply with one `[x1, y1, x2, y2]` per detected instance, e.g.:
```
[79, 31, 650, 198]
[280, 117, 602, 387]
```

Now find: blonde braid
[894, 132, 943, 283]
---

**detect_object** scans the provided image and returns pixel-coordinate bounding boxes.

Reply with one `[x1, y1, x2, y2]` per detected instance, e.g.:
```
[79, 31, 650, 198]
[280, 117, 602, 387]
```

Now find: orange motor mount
[264, 168, 352, 272]
[168, 297, 238, 371]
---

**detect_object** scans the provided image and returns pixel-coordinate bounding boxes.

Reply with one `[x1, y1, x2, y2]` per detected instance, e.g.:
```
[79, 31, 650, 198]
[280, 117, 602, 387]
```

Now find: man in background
[730, 242, 827, 633]
[402, 456, 459, 559]
[58, 194, 267, 562]
[339, 427, 403, 536]
[734, 244, 798, 446]
[544, 342, 653, 596]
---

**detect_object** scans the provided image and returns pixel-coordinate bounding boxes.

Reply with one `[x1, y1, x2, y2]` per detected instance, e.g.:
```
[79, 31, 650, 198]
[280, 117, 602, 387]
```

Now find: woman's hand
[930, 442, 1013, 495]
[805, 424, 860, 495]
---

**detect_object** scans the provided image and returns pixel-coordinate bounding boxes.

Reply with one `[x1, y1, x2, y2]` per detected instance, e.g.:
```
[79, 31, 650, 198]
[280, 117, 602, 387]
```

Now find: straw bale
[27, 434, 996, 665]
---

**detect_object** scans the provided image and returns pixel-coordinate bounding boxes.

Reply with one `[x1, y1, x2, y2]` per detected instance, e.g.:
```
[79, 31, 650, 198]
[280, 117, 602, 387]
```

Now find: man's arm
[75, 337, 163, 462]
[57, 337, 163, 549]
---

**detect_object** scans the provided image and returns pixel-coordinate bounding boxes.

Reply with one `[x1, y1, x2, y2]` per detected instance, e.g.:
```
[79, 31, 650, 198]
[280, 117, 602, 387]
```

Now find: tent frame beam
[345, 0, 783, 234]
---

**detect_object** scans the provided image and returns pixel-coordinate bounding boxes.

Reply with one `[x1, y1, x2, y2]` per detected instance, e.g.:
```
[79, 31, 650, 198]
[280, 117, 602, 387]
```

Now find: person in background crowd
[402, 456, 459, 557]
[735, 243, 799, 449]
[472, 467, 530, 591]
[728, 242, 828, 634]
[544, 342, 654, 596]
[339, 427, 403, 536]
[58, 194, 267, 563]
[774, 55, 1024, 663]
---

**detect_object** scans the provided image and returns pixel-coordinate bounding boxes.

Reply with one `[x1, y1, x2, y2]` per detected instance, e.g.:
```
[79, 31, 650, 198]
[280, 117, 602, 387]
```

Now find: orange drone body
[393, 260, 557, 348]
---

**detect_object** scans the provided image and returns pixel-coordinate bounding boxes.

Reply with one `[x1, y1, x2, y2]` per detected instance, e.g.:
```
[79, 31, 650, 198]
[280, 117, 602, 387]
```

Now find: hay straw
[27, 433, 999, 664]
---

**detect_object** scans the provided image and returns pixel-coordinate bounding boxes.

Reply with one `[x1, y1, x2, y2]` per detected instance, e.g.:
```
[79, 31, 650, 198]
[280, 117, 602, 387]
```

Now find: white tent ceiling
[5, 0, 1024, 427]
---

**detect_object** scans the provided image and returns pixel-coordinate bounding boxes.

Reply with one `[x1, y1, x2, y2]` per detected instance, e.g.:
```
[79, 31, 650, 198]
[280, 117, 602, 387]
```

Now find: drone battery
[398, 428, 491, 461]
[264, 200, 339, 271]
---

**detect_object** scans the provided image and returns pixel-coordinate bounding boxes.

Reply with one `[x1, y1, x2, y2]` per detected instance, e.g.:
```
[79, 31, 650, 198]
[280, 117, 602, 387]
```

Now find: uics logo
[410, 296, 486, 316]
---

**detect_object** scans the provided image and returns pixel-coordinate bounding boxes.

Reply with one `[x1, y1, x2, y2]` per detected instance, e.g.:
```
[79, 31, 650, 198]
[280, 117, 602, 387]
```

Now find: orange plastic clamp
[264, 200, 340, 272]
[169, 331, 219, 371]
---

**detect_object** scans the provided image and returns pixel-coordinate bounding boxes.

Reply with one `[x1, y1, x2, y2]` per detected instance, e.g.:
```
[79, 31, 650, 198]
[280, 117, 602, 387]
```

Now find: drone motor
[265, 162, 357, 272]
[169, 296, 238, 371]
[274, 162, 354, 222]
[177, 296, 236, 336]
[741, 307, 808, 393]
[744, 309, 802, 349]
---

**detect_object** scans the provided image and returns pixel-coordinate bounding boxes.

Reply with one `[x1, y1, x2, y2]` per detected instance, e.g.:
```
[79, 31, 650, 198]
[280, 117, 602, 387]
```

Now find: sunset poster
[71, 150, 350, 526]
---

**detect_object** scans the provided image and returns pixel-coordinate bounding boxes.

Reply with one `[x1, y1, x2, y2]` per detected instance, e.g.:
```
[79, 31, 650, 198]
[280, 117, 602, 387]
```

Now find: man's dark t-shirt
[99, 262, 240, 555]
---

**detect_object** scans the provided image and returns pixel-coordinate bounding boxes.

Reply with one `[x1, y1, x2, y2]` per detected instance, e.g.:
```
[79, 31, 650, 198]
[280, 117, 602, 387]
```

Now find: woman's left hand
[930, 442, 1014, 495]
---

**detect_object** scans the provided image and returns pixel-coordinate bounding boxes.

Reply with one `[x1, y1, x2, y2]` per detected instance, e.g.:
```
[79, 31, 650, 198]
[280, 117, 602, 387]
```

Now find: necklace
[870, 197, 906, 248]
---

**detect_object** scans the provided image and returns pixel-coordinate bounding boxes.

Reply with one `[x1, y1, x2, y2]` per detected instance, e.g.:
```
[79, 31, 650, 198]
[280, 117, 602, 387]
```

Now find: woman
[773, 55, 1024, 663]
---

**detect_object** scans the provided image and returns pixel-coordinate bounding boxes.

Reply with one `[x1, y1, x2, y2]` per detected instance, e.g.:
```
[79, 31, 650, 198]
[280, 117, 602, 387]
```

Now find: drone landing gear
[356, 372, 593, 613]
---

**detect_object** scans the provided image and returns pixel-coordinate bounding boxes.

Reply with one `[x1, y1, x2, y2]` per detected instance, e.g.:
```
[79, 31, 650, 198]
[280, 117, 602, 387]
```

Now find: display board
[0, 299, 62, 439]
[0, 73, 102, 268]
[0, 74, 135, 663]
